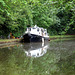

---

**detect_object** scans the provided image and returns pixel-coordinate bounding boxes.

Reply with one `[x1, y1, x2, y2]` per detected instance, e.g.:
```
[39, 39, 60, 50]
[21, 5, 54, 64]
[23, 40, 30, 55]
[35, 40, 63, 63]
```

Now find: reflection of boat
[23, 42, 49, 58]
[22, 25, 50, 42]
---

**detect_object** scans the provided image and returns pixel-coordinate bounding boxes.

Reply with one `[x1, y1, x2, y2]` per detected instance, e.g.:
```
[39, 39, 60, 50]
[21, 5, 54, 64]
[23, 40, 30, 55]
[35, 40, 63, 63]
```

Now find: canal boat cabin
[23, 25, 50, 42]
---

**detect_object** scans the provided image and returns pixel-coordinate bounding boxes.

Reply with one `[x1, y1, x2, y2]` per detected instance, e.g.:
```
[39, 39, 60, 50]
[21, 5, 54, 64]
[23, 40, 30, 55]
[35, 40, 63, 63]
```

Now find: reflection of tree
[0, 45, 60, 75]
[57, 53, 75, 75]
[32, 50, 60, 75]
[0, 40, 75, 75]
[0, 47, 26, 75]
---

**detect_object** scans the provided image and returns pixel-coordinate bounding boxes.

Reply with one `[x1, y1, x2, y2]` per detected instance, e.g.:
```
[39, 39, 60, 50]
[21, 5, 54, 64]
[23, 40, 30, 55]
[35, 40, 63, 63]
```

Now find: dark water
[0, 40, 75, 75]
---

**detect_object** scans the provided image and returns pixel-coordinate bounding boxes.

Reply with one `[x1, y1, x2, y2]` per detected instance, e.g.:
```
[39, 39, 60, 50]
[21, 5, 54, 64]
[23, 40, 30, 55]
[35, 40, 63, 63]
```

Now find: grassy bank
[50, 35, 75, 41]
[50, 35, 75, 38]
[0, 35, 75, 43]
[0, 39, 20, 44]
[0, 39, 21, 48]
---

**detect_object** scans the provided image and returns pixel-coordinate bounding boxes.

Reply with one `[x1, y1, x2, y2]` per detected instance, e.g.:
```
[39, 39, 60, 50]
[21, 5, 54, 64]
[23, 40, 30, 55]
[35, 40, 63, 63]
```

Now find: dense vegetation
[0, 0, 75, 37]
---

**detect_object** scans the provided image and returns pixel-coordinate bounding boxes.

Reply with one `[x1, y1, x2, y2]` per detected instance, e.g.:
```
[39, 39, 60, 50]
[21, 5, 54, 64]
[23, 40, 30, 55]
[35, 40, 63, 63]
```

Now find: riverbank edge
[50, 35, 75, 41]
[0, 39, 20, 44]
[0, 35, 75, 44]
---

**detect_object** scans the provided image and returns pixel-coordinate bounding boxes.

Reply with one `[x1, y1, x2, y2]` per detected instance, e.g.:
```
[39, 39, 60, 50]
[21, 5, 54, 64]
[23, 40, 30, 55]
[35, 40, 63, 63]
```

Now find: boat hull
[22, 34, 49, 42]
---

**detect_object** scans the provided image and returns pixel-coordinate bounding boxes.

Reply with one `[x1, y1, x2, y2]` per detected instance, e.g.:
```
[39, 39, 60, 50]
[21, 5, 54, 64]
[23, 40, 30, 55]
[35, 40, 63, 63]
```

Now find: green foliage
[0, 0, 75, 37]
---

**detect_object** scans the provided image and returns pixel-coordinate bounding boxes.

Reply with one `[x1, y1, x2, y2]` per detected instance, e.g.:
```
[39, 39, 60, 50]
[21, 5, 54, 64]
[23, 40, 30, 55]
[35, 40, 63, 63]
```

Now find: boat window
[33, 27, 36, 29]
[41, 29, 44, 32]
[28, 52, 31, 55]
[28, 28, 31, 31]
[37, 53, 39, 56]
[37, 28, 39, 31]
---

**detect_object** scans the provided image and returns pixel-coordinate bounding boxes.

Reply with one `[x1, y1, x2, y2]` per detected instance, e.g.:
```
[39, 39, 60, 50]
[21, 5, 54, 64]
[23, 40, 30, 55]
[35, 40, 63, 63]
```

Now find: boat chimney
[34, 25, 37, 28]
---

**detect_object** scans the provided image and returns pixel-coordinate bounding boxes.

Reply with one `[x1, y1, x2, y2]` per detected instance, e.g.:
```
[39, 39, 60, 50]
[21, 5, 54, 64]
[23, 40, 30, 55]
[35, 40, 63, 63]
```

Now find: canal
[0, 40, 75, 75]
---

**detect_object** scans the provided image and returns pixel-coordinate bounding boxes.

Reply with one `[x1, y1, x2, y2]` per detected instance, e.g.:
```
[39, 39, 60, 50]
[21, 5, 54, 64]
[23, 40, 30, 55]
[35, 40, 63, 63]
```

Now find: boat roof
[28, 25, 46, 30]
